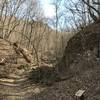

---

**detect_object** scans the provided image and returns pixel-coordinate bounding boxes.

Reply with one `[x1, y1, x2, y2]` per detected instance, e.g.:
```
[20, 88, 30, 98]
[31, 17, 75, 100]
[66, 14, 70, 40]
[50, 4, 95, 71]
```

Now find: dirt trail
[0, 70, 45, 100]
[0, 38, 100, 100]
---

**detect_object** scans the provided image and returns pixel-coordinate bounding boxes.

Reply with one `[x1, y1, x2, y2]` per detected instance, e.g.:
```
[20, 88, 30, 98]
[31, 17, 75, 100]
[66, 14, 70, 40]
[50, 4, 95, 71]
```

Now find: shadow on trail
[28, 64, 73, 87]
[28, 66, 61, 86]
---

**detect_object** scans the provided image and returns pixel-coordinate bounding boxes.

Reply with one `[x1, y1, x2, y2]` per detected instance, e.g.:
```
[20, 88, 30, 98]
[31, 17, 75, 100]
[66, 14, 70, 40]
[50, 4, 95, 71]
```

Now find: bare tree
[82, 0, 100, 22]
[0, 0, 26, 39]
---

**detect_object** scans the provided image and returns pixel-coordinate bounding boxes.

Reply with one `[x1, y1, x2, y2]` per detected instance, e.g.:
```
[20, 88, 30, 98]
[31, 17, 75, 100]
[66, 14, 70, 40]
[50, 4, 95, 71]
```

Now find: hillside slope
[58, 22, 100, 72]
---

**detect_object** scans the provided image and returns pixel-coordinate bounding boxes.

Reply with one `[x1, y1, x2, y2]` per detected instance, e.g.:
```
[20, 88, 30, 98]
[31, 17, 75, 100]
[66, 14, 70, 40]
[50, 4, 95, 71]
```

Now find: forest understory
[0, 22, 100, 100]
[0, 0, 100, 99]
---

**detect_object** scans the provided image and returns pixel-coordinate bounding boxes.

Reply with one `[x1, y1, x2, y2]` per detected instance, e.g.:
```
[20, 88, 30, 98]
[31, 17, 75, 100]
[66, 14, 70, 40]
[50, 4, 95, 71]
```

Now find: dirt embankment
[58, 22, 100, 71]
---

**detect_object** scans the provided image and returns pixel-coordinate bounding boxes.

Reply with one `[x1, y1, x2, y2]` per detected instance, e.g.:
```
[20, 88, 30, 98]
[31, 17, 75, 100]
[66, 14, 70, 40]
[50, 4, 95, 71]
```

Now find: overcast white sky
[39, 0, 56, 18]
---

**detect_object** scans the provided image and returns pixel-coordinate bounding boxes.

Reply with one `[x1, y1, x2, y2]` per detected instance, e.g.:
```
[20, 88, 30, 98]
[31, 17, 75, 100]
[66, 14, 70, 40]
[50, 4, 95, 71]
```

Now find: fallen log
[13, 43, 32, 63]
